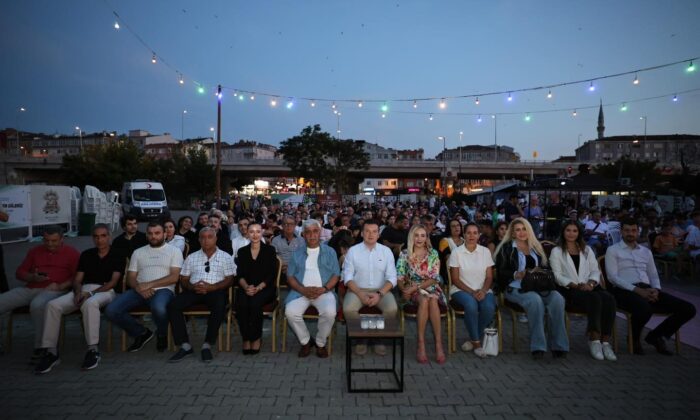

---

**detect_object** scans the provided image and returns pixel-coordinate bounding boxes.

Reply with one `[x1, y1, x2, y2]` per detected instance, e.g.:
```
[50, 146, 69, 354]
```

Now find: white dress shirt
[605, 241, 661, 291]
[343, 242, 397, 289]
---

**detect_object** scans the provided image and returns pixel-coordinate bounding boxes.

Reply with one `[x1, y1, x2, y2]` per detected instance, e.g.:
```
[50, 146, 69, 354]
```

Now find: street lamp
[437, 136, 447, 198]
[75, 126, 83, 152]
[181, 110, 187, 139]
[336, 112, 342, 138]
[16, 107, 26, 155]
[458, 131, 463, 191]
[492, 115, 498, 162]
[640, 116, 647, 158]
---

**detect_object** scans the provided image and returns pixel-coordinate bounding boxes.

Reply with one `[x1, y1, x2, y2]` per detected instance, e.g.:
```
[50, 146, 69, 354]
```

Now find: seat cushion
[262, 301, 278, 314]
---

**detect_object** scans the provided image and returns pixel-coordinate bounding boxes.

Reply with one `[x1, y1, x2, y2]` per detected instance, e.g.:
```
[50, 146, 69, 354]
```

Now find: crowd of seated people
[0, 193, 697, 375]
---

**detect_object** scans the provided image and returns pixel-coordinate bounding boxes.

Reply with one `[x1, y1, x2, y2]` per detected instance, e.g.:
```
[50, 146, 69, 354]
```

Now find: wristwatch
[324, 285, 333, 293]
[376, 290, 384, 297]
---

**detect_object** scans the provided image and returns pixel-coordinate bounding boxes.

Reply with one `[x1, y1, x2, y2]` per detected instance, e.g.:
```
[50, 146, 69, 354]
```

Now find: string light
[197, 86, 205, 94]
[249, 95, 255, 101]
[620, 102, 628, 111]
[475, 97, 480, 105]
[381, 113, 386, 118]
[477, 115, 482, 123]
[114, 22, 120, 30]
[333, 109, 338, 114]
[429, 114, 434, 121]
[547, 90, 553, 99]
[331, 102, 337, 109]
[633, 73, 640, 85]
[151, 53, 157, 64]
[310, 100, 316, 107]
[286, 100, 294, 109]
[672, 94, 678, 102]
[507, 92, 513, 102]
[217, 91, 223, 100]
[357, 101, 363, 108]
[572, 109, 577, 117]
[588, 81, 595, 92]
[381, 103, 388, 112]
[270, 98, 278, 107]
[439, 98, 446, 109]
[524, 113, 531, 122]
[179, 74, 184, 85]
[688, 61, 696, 72]
[238, 94, 244, 101]
[412, 100, 418, 109]
[233, 91, 238, 97]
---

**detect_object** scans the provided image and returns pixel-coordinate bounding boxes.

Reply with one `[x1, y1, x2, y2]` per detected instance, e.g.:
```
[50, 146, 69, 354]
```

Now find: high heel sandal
[435, 342, 446, 364]
[416, 341, 428, 364]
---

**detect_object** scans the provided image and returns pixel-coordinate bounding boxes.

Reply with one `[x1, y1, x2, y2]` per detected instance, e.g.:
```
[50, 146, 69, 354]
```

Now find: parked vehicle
[120, 180, 170, 221]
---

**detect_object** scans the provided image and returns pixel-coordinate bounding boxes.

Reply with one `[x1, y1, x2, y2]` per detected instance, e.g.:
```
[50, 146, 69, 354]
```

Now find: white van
[121, 180, 170, 221]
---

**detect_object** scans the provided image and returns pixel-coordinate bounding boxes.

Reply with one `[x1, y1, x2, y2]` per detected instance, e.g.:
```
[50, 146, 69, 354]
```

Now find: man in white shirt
[605, 218, 696, 355]
[105, 221, 183, 353]
[343, 219, 398, 355]
[167, 227, 236, 363]
[285, 220, 340, 358]
[231, 217, 251, 259]
[585, 210, 609, 254]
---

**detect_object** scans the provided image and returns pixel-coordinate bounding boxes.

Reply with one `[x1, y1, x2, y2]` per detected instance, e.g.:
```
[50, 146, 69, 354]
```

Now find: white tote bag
[482, 328, 499, 357]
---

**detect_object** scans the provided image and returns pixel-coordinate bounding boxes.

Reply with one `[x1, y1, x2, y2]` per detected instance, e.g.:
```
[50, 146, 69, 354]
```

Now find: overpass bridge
[0, 155, 575, 184]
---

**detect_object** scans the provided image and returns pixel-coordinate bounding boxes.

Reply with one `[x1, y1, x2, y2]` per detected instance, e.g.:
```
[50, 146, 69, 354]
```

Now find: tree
[593, 157, 662, 191]
[61, 140, 146, 191]
[278, 125, 370, 194]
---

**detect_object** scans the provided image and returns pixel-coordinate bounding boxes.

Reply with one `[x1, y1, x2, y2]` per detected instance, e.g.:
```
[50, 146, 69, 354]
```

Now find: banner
[0, 185, 31, 230]
[30, 185, 72, 226]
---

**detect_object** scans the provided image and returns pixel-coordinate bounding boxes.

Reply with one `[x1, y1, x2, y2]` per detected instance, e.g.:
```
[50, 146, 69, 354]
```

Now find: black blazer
[494, 240, 546, 293]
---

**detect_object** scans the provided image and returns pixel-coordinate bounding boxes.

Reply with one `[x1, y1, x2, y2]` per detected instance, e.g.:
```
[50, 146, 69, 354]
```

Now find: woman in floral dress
[397, 224, 447, 364]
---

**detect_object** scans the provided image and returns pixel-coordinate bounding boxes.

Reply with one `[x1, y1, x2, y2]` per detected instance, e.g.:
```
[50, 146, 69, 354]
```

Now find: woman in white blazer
[550, 221, 617, 362]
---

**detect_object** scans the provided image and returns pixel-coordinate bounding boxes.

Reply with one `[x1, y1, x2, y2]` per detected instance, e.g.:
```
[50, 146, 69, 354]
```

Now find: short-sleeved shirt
[448, 244, 494, 296]
[271, 234, 305, 265]
[181, 248, 236, 285]
[686, 228, 700, 258]
[77, 248, 126, 285]
[128, 243, 183, 291]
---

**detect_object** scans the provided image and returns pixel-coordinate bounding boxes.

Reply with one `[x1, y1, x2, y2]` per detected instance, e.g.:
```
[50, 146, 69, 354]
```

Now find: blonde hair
[493, 217, 547, 266]
[406, 224, 431, 259]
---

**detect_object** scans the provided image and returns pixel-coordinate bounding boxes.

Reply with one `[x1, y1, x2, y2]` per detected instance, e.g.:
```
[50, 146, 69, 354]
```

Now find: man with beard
[106, 221, 183, 352]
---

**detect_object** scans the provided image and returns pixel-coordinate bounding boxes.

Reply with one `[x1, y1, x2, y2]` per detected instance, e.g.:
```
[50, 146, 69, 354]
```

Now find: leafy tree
[61, 140, 145, 191]
[278, 125, 370, 194]
[593, 157, 662, 191]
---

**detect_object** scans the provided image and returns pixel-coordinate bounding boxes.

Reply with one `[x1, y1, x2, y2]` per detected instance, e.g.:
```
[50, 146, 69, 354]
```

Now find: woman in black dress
[235, 222, 278, 354]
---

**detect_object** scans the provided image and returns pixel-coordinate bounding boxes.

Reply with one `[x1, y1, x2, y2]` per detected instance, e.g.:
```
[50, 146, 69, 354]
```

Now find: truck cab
[121, 181, 170, 221]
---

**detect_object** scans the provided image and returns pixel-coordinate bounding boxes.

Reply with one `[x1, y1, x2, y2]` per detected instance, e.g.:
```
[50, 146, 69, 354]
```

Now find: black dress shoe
[645, 335, 673, 356]
[552, 350, 568, 359]
[242, 349, 252, 355]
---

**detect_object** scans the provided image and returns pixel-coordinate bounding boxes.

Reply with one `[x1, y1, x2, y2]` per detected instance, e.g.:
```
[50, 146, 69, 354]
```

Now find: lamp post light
[181, 110, 187, 139]
[640, 116, 647, 159]
[336, 112, 342, 138]
[75, 126, 83, 152]
[492, 114, 498, 162]
[16, 107, 26, 155]
[458, 131, 463, 192]
[437, 136, 447, 198]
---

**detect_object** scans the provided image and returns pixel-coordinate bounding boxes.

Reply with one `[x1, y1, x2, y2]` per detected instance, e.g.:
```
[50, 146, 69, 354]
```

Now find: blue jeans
[451, 291, 496, 341]
[505, 288, 569, 353]
[105, 289, 173, 337]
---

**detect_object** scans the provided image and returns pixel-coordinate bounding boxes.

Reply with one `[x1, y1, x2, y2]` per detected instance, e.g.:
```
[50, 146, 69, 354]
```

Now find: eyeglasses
[204, 261, 210, 273]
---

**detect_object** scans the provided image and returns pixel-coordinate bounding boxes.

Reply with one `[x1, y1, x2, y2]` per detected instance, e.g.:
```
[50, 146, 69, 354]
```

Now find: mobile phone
[38, 272, 48, 276]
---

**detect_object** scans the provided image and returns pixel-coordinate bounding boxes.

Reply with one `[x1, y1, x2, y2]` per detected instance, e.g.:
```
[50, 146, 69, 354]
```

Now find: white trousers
[285, 293, 336, 347]
[0, 287, 65, 348]
[41, 284, 116, 349]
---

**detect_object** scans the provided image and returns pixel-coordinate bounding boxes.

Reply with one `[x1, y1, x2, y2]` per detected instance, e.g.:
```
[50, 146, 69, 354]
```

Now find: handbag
[482, 328, 499, 357]
[520, 267, 556, 295]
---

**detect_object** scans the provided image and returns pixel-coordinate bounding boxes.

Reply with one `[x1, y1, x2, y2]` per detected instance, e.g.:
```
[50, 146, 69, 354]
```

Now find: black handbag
[520, 267, 557, 295]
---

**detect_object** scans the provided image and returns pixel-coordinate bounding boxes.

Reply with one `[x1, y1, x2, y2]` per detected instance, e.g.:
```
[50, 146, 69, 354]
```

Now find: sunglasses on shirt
[204, 261, 210, 273]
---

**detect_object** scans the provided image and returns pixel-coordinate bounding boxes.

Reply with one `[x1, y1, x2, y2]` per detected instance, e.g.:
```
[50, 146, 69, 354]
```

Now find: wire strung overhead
[105, 2, 698, 119]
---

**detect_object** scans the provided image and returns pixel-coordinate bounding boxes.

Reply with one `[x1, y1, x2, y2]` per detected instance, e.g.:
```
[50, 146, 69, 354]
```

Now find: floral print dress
[396, 248, 447, 308]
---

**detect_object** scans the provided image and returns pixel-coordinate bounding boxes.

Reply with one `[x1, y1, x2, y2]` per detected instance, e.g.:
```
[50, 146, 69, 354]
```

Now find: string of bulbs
[106, 2, 698, 119]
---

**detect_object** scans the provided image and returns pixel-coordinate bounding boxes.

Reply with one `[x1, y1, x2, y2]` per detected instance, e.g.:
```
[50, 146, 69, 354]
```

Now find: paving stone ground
[0, 308, 698, 420]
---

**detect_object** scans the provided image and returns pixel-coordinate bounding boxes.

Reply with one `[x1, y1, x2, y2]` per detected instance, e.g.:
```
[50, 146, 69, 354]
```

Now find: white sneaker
[461, 341, 474, 352]
[473, 347, 487, 358]
[517, 314, 528, 323]
[601, 342, 617, 361]
[589, 340, 604, 361]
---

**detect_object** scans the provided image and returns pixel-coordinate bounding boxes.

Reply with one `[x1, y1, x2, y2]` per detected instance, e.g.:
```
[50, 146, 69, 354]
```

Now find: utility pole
[216, 85, 222, 208]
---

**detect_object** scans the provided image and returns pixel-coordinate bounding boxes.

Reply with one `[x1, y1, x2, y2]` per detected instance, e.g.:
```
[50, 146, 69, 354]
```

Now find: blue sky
[2, 0, 699, 160]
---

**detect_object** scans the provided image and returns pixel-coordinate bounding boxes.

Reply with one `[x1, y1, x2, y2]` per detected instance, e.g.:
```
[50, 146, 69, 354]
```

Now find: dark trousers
[611, 285, 696, 342]
[168, 289, 228, 346]
[562, 286, 616, 337]
[234, 287, 275, 341]
[0, 244, 8, 293]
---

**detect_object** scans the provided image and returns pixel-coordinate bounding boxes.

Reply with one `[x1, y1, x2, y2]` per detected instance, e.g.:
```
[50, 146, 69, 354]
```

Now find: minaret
[597, 99, 605, 139]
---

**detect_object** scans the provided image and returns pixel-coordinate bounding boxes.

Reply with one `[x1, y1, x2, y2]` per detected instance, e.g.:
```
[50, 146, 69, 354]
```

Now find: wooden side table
[345, 317, 404, 393]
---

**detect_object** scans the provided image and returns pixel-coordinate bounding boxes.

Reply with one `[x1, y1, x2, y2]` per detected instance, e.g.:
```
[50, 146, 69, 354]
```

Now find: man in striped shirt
[106, 221, 183, 353]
